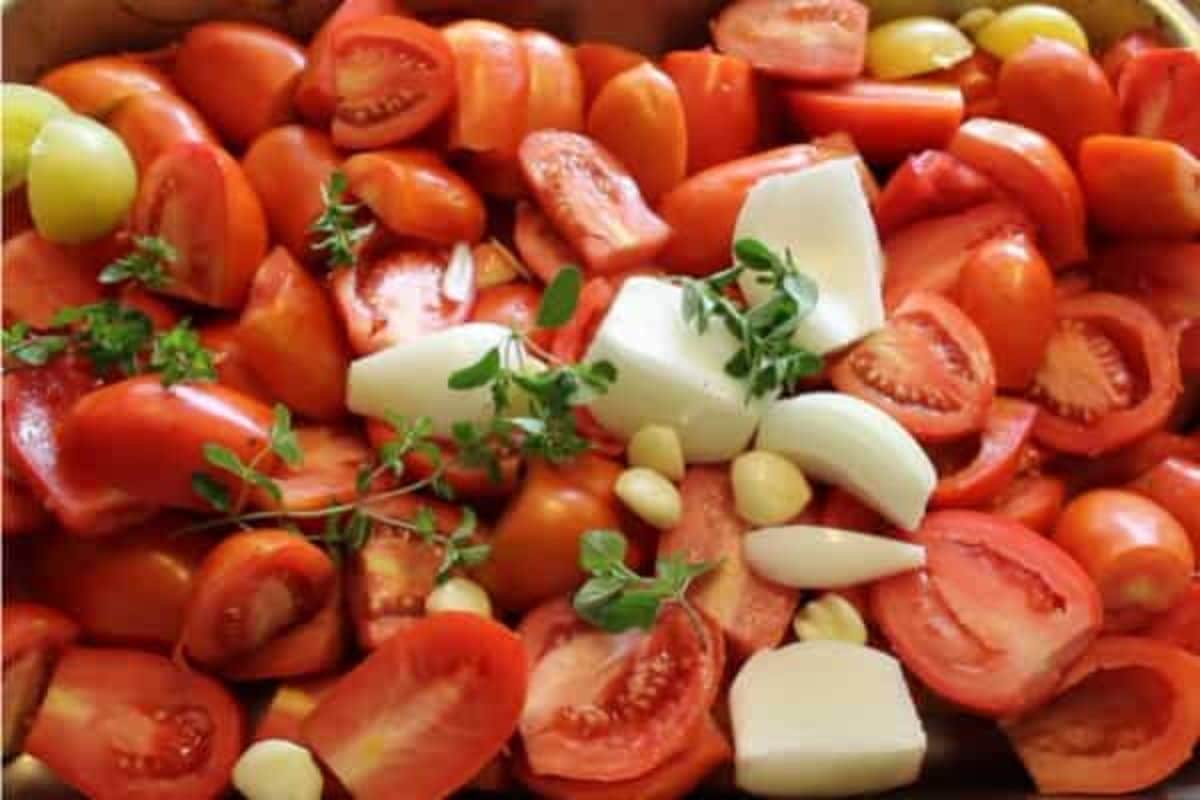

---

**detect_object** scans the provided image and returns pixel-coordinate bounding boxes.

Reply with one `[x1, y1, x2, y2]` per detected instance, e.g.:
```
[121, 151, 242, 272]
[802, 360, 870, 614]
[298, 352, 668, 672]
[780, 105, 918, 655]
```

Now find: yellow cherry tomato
[867, 16, 975, 79]
[975, 4, 1089, 59]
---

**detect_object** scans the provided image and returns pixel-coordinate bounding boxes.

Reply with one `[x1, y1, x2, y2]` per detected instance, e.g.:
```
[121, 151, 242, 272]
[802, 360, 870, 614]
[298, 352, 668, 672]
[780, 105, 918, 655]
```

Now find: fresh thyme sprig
[2, 322, 69, 367]
[98, 236, 175, 289]
[311, 171, 375, 270]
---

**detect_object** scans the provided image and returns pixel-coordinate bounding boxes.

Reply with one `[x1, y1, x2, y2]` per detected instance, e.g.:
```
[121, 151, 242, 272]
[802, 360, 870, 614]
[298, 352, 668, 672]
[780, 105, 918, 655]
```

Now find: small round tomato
[131, 140, 268, 309]
[1, 230, 107, 328]
[331, 15, 456, 149]
[443, 20, 530, 156]
[930, 398, 1038, 509]
[1078, 136, 1200, 239]
[38, 55, 172, 116]
[1100, 29, 1166, 85]
[874, 149, 996, 237]
[522, 30, 585, 134]
[573, 42, 646, 104]
[1147, 581, 1199, 655]
[872, 511, 1103, 717]
[1028, 293, 1179, 457]
[1117, 48, 1200, 157]
[989, 473, 1066, 535]
[662, 50, 760, 174]
[1129, 458, 1200, 555]
[514, 201, 581, 284]
[25, 647, 244, 799]
[518, 597, 725, 782]
[107, 91, 217, 175]
[832, 292, 996, 442]
[2, 602, 78, 758]
[713, 0, 867, 82]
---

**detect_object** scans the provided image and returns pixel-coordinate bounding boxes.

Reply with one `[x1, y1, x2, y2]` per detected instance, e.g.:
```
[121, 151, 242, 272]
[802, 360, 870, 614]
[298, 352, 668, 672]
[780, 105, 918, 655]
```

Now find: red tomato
[988, 473, 1066, 535]
[514, 201, 582, 283]
[1003, 636, 1200, 795]
[1090, 242, 1200, 328]
[2, 472, 50, 537]
[198, 320, 276, 403]
[117, 285, 181, 332]
[821, 486, 888, 535]
[237, 247, 349, 421]
[1129, 458, 1200, 556]
[948, 118, 1087, 268]
[303, 613, 527, 800]
[522, 30, 585, 134]
[242, 125, 340, 265]
[550, 276, 617, 363]
[833, 292, 996, 442]
[930, 398, 1038, 509]
[443, 20, 530, 156]
[131, 141, 268, 309]
[518, 597, 724, 782]
[872, 511, 1103, 717]
[3, 188, 33, 241]
[955, 235, 1056, 390]
[330, 248, 474, 355]
[1065, 432, 1200, 492]
[713, 0, 868, 82]
[343, 148, 486, 244]
[1147, 582, 1200, 655]
[1078, 135, 1200, 239]
[38, 55, 172, 116]
[1101, 29, 1166, 85]
[347, 529, 440, 651]
[1118, 48, 1200, 157]
[107, 91, 217, 175]
[2, 603, 78, 758]
[587, 63, 687, 203]
[929, 51, 1001, 118]
[260, 425, 369, 513]
[331, 16, 456, 150]
[662, 50, 760, 174]
[1028, 293, 1179, 457]
[470, 282, 551, 348]
[574, 42, 647, 105]
[874, 150, 996, 237]
[519, 131, 670, 274]
[59, 376, 276, 511]
[659, 467, 799, 660]
[785, 80, 964, 164]
[254, 676, 338, 743]
[1, 231, 107, 328]
[997, 38, 1120, 162]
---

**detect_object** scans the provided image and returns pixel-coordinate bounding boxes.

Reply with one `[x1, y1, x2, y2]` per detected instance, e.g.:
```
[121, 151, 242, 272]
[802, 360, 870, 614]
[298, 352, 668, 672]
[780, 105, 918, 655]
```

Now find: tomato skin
[444, 20, 530, 156]
[303, 612, 527, 800]
[929, 51, 1001, 118]
[25, 646, 245, 800]
[550, 276, 618, 364]
[662, 50, 760, 174]
[997, 38, 1120, 162]
[2, 473, 51, 537]
[1101, 29, 1165, 86]
[785, 80, 964, 164]
[1003, 636, 1200, 795]
[1066, 432, 1200, 493]
[1090, 242, 1200, 328]
[931, 399, 1038, 509]
[2, 603, 79, 758]
[237, 247, 349, 421]
[344, 148, 486, 244]
[261, 425, 369, 513]
[38, 55, 172, 116]
[1078, 136, 1200, 239]
[1129, 458, 1200, 556]
[872, 511, 1103, 717]
[713, 0, 868, 83]
[519, 131, 670, 275]
[989, 474, 1066, 535]
[948, 118, 1087, 268]
[1117, 48, 1200, 158]
[59, 376, 276, 511]
[955, 235, 1056, 390]
[821, 486, 888, 535]
[198, 321, 276, 404]
[1, 231, 107, 328]
[348, 529, 440, 651]
[470, 282, 551, 348]
[1147, 582, 1200, 656]
[874, 150, 996, 237]
[242, 125, 340, 265]
[108, 91, 218, 175]
[574, 42, 647, 105]
[514, 201, 581, 284]
[522, 30, 585, 134]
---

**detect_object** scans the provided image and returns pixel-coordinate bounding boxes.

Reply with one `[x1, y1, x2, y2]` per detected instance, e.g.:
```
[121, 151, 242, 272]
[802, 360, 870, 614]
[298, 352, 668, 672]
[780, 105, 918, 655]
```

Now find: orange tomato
[1, 231, 107, 328]
[521, 30, 585, 133]
[663, 50, 761, 174]
[443, 20, 530, 156]
[107, 91, 217, 175]
[1128, 458, 1200, 556]
[573, 42, 646, 105]
[38, 55, 172, 116]
[514, 201, 581, 283]
[1078, 136, 1200, 239]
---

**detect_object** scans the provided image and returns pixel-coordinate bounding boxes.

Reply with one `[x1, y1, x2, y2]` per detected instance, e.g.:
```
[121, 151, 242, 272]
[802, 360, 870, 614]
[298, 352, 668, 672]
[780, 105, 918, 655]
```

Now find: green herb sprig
[2, 322, 69, 367]
[149, 319, 216, 386]
[311, 171, 375, 270]
[51, 301, 155, 376]
[98, 236, 175, 289]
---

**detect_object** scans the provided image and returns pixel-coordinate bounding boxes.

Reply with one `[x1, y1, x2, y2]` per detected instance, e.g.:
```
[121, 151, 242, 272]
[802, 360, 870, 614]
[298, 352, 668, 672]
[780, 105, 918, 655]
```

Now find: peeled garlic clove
[627, 424, 686, 481]
[426, 577, 493, 618]
[232, 739, 323, 800]
[794, 593, 868, 646]
[732, 450, 813, 526]
[743, 525, 925, 589]
[615, 467, 683, 530]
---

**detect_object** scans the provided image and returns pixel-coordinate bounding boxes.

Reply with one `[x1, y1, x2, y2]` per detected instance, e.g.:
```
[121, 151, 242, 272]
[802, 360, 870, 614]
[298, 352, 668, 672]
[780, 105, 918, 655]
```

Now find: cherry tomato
[237, 247, 349, 421]
[1100, 29, 1166, 85]
[661, 50, 759, 174]
[330, 248, 474, 355]
[874, 150, 996, 237]
[38, 55, 172, 116]
[198, 320, 276, 403]
[872, 511, 1102, 717]
[1147, 581, 1200, 656]
[1028, 293, 1179, 457]
[948, 118, 1087, 268]
[519, 131, 670, 274]
[997, 38, 1120, 162]
[443, 20, 530, 156]
[303, 613, 527, 800]
[107, 91, 217, 175]
[1090, 242, 1200, 328]
[1129, 458, 1200, 556]
[242, 125, 340, 265]
[955, 235, 1056, 390]
[518, 597, 724, 781]
[1, 230, 106, 328]
[2, 603, 78, 758]
[522, 30, 585, 134]
[470, 282, 551, 348]
[59, 376, 276, 511]
[785, 80, 964, 164]
[331, 16, 456, 150]
[573, 42, 647, 104]
[225, 579, 341, 682]
[254, 676, 338, 743]
[1003, 636, 1200, 795]
[833, 292, 996, 442]
[713, 0, 868, 82]
[131, 140, 268, 309]
[989, 473, 1066, 535]
[365, 416, 521, 501]
[2, 472, 50, 537]
[930, 398, 1038, 509]
[261, 425, 370, 513]
[344, 148, 486, 244]
[1118, 48, 1200, 157]
[929, 50, 1001, 118]
[514, 201, 582, 283]
[1078, 136, 1200, 239]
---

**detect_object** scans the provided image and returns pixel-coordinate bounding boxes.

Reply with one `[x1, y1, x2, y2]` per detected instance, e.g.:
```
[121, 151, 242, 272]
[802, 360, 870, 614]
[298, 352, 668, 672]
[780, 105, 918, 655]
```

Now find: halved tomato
[832, 292, 996, 442]
[347, 528, 441, 651]
[469, 282, 551, 348]
[874, 150, 996, 237]
[1, 231, 107, 328]
[1129, 458, 1200, 555]
[258, 425, 370, 513]
[254, 676, 339, 743]
[25, 647, 244, 800]
[38, 55, 172, 116]
[988, 473, 1066, 536]
[108, 91, 217, 175]
[872, 511, 1103, 717]
[444, 20, 530, 156]
[514, 201, 582, 283]
[521, 30, 585, 134]
[574, 42, 647, 104]
[929, 50, 1001, 118]
[518, 597, 724, 782]
[712, 0, 868, 83]
[1117, 48, 1200, 157]
[930, 398, 1038, 509]
[1078, 135, 1200, 239]
[662, 50, 761, 174]
[1028, 293, 1179, 457]
[303, 612, 527, 800]
[1146, 581, 1200, 655]
[2, 603, 78, 758]
[1101, 29, 1166, 86]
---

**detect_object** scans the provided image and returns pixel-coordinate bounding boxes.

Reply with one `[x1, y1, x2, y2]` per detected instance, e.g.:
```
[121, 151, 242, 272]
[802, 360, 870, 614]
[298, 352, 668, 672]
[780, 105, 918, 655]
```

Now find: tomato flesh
[713, 0, 868, 83]
[1118, 48, 1200, 158]
[874, 150, 996, 237]
[2, 603, 79, 758]
[930, 398, 1038, 509]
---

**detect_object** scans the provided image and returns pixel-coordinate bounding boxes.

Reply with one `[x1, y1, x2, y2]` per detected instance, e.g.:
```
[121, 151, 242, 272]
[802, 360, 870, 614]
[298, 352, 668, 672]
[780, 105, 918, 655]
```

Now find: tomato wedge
[712, 0, 868, 83]
[303, 612, 527, 800]
[1101, 29, 1166, 86]
[929, 51, 1001, 118]
[1078, 135, 1200, 239]
[574, 42, 647, 104]
[514, 201, 582, 283]
[518, 597, 724, 782]
[2, 603, 78, 758]
[1117, 48, 1200, 157]
[930, 399, 1038, 509]
[872, 511, 1103, 717]
[199, 321, 276, 404]
[259, 425, 369, 513]
[832, 292, 996, 442]
[1147, 582, 1200, 656]
[108, 91, 217, 175]
[365, 416, 521, 501]
[874, 150, 996, 237]
[443, 20, 530, 156]
[25, 647, 244, 800]
[662, 50, 761, 174]
[522, 30, 585, 134]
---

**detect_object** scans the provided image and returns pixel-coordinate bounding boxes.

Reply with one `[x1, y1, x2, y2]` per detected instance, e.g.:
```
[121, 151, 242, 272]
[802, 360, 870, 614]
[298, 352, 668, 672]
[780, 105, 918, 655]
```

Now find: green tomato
[28, 114, 137, 244]
[3, 83, 70, 193]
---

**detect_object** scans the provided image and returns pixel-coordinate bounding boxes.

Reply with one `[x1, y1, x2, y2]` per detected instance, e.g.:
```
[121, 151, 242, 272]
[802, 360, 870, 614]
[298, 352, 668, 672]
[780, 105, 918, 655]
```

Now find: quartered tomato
[514, 202, 581, 283]
[2, 603, 78, 758]
[444, 20, 529, 156]
[833, 292, 996, 442]
[1028, 293, 1179, 457]
[874, 150, 996, 237]
[574, 42, 646, 104]
[470, 282, 551, 348]
[662, 50, 761, 174]
[198, 320, 276, 404]
[872, 511, 1103, 717]
[518, 597, 724, 782]
[521, 31, 585, 134]
[1147, 581, 1200, 655]
[930, 398, 1038, 509]
[1078, 136, 1200, 239]
[25, 647, 244, 800]
[1117, 48, 1200, 157]
[303, 613, 527, 800]
[712, 0, 868, 83]
[1, 231, 107, 328]
[38, 55, 172, 116]
[108, 91, 217, 175]
[1129, 458, 1200, 555]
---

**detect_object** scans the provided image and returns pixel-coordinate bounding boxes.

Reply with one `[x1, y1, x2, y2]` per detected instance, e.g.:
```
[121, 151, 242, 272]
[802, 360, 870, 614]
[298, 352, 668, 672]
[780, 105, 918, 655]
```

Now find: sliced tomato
[1101, 29, 1166, 86]
[330, 248, 474, 355]
[2, 603, 78, 758]
[929, 50, 1001, 118]
[872, 511, 1103, 717]
[663, 50, 761, 174]
[514, 201, 583, 283]
[874, 150, 996, 237]
[550, 276, 617, 363]
[948, 118, 1087, 268]
[1146, 582, 1200, 656]
[2, 472, 50, 537]
[1117, 48, 1200, 157]
[832, 292, 996, 442]
[443, 20, 529, 156]
[1129, 458, 1200, 556]
[988, 473, 1066, 535]
[713, 0, 868, 82]
[38, 55, 173, 116]
[1078, 135, 1200, 239]
[784, 80, 964, 164]
[518, 597, 724, 782]
[930, 399, 1038, 509]
[198, 320, 276, 404]
[108, 91, 217, 175]
[470, 282, 551, 348]
[659, 467, 799, 660]
[521, 30, 585, 134]
[519, 131, 670, 275]
[1003, 636, 1200, 795]
[1028, 292, 1179, 457]
[331, 16, 456, 150]
[254, 676, 339, 743]
[25, 647, 244, 800]
[131, 140, 268, 309]
[1091, 242, 1200, 327]
[303, 613, 527, 800]
[259, 425, 370, 513]
[1, 231, 107, 328]
[347, 529, 440, 651]
[574, 42, 647, 104]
